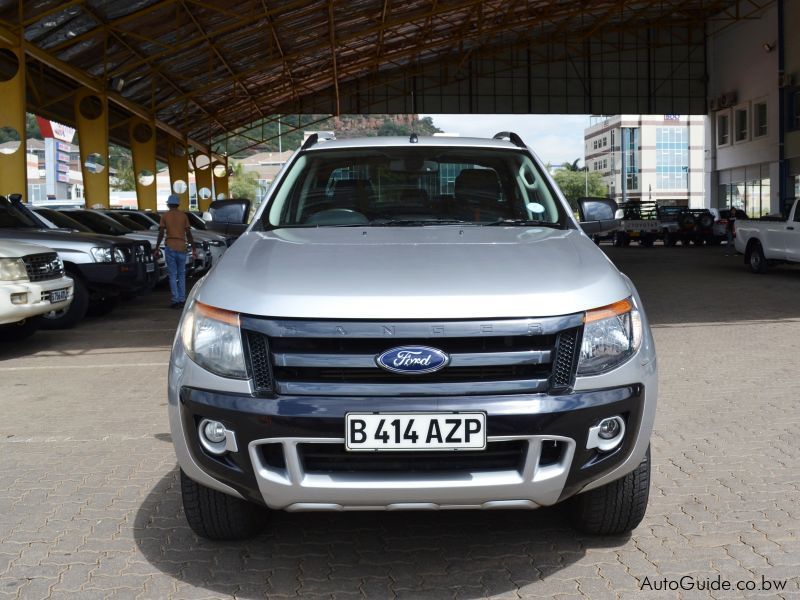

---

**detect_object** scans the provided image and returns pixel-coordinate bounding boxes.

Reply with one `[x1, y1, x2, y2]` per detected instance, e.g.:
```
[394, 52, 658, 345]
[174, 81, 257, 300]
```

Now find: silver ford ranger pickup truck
[169, 133, 657, 540]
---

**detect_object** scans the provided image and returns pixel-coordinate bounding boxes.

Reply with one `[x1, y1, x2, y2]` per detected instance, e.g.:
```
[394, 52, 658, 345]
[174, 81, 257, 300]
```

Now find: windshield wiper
[483, 219, 562, 227]
[369, 219, 472, 226]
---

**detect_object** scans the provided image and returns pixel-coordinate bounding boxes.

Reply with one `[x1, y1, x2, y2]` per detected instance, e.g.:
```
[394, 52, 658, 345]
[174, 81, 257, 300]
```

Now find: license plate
[49, 289, 69, 303]
[345, 412, 486, 451]
[146, 262, 155, 272]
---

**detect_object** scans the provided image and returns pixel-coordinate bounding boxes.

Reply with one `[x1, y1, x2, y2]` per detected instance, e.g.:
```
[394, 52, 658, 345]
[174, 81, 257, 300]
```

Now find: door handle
[788, 226, 795, 230]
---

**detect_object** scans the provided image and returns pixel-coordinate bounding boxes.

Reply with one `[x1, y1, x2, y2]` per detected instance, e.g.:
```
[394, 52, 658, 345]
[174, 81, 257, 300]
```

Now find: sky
[420, 114, 591, 168]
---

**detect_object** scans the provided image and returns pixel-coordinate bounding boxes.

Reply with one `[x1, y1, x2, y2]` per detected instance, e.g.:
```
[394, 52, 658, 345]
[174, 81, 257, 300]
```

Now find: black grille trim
[297, 440, 527, 474]
[273, 364, 551, 384]
[22, 252, 63, 282]
[245, 332, 274, 394]
[549, 327, 582, 393]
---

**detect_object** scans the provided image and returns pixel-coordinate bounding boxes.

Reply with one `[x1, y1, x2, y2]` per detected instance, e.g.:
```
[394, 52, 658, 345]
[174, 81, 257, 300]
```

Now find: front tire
[0, 317, 41, 342]
[570, 447, 650, 535]
[180, 470, 267, 540]
[40, 275, 89, 330]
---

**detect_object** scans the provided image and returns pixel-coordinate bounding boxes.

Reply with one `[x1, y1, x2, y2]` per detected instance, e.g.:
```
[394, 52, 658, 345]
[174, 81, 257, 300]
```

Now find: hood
[0, 239, 54, 258]
[0, 228, 135, 250]
[197, 226, 631, 320]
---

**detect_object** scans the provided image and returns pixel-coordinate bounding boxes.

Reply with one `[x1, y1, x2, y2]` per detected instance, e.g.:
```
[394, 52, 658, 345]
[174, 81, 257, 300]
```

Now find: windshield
[65, 210, 131, 235]
[119, 211, 159, 229]
[186, 212, 206, 229]
[34, 208, 93, 232]
[265, 147, 568, 228]
[105, 212, 147, 231]
[0, 198, 41, 228]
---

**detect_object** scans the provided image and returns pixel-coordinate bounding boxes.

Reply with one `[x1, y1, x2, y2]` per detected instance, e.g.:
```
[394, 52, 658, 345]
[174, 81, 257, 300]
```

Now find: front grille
[242, 317, 583, 397]
[132, 241, 151, 263]
[295, 440, 527, 474]
[22, 253, 63, 282]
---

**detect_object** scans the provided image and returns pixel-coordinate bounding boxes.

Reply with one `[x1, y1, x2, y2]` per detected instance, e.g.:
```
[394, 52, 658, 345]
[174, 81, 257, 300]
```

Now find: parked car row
[0, 195, 228, 341]
[601, 200, 734, 247]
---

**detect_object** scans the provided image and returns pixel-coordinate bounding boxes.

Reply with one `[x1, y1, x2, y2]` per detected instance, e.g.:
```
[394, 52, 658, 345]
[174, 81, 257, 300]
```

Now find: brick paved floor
[1, 246, 799, 599]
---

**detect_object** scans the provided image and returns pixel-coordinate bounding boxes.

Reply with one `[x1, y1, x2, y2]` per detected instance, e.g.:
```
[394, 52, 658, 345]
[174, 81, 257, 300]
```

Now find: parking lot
[1, 245, 799, 600]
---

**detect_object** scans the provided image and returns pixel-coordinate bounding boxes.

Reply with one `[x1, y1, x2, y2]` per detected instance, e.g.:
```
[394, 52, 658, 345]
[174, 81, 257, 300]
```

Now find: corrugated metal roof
[0, 0, 746, 155]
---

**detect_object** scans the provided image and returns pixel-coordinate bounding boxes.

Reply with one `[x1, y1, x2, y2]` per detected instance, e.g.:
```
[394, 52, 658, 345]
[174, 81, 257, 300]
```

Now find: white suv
[0, 240, 74, 341]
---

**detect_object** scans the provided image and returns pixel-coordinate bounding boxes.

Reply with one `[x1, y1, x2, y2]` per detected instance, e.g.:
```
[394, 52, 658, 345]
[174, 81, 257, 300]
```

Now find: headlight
[209, 240, 225, 247]
[180, 301, 248, 379]
[90, 247, 126, 263]
[0, 258, 28, 282]
[577, 298, 643, 376]
[90, 247, 111, 262]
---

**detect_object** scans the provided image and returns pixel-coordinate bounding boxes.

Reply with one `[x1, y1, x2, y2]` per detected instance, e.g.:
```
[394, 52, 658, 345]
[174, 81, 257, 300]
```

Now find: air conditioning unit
[779, 73, 795, 88]
[720, 92, 737, 108]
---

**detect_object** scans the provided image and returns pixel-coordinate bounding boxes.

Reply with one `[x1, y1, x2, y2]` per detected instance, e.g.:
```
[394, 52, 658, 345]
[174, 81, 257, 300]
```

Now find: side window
[794, 204, 800, 222]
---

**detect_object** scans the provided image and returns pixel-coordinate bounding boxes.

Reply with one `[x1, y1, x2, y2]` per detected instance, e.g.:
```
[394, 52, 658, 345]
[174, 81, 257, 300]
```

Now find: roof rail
[493, 131, 525, 148]
[301, 133, 318, 150]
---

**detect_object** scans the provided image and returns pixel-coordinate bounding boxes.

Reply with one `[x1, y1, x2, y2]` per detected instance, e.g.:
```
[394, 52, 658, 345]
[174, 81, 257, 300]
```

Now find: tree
[109, 144, 136, 191]
[228, 161, 260, 200]
[553, 170, 608, 210]
[561, 158, 585, 172]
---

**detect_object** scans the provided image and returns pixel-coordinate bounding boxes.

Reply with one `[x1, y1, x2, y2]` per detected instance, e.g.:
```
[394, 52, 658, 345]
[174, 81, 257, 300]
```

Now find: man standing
[155, 194, 195, 308]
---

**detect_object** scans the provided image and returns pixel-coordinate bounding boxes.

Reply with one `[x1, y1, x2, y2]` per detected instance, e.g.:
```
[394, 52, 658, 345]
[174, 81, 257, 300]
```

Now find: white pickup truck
[734, 198, 800, 273]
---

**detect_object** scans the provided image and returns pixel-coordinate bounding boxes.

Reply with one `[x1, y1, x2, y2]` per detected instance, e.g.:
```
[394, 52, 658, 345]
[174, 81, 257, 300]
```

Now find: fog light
[586, 416, 626, 452]
[203, 420, 226, 443]
[598, 418, 621, 440]
[198, 418, 237, 455]
[10, 292, 28, 305]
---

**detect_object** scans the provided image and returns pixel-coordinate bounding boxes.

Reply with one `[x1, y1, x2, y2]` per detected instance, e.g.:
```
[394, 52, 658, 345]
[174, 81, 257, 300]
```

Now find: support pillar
[167, 138, 190, 210]
[74, 88, 109, 208]
[212, 159, 229, 200]
[129, 117, 157, 212]
[194, 152, 213, 212]
[0, 45, 27, 200]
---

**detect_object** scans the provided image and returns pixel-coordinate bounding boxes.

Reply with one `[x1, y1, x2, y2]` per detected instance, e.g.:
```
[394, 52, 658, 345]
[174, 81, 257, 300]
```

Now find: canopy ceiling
[0, 0, 767, 156]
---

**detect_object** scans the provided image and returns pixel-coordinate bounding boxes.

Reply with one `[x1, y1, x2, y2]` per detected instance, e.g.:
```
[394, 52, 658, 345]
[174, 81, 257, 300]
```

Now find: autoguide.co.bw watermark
[640, 574, 788, 592]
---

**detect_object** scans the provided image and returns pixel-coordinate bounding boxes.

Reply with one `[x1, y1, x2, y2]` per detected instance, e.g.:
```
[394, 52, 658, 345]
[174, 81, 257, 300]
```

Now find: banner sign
[36, 117, 76, 143]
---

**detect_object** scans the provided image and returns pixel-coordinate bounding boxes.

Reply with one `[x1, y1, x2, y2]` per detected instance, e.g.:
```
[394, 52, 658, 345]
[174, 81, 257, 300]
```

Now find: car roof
[302, 135, 524, 152]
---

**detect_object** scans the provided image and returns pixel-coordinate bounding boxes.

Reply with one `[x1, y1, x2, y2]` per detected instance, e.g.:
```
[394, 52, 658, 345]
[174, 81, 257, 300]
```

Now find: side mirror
[577, 197, 619, 234]
[206, 199, 251, 237]
[149, 225, 158, 231]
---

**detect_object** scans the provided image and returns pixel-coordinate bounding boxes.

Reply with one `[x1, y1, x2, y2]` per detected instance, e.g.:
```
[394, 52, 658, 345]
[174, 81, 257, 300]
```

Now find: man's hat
[167, 194, 180, 206]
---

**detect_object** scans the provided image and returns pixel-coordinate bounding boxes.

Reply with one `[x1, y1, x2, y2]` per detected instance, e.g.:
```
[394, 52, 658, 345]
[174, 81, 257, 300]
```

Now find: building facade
[705, 1, 779, 217]
[584, 114, 705, 207]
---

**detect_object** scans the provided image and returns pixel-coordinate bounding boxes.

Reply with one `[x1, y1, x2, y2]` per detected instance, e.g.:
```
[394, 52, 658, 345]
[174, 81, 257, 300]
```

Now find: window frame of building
[791, 89, 800, 131]
[734, 104, 749, 143]
[752, 99, 768, 138]
[717, 111, 730, 146]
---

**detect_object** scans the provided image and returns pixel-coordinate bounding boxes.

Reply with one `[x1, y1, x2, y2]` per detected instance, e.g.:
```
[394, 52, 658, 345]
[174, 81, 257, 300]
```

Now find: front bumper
[76, 261, 154, 295]
[169, 331, 657, 511]
[174, 383, 646, 510]
[0, 276, 74, 325]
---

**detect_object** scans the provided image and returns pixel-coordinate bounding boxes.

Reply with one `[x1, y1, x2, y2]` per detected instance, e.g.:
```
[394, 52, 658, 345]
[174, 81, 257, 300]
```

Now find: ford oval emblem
[375, 346, 450, 375]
